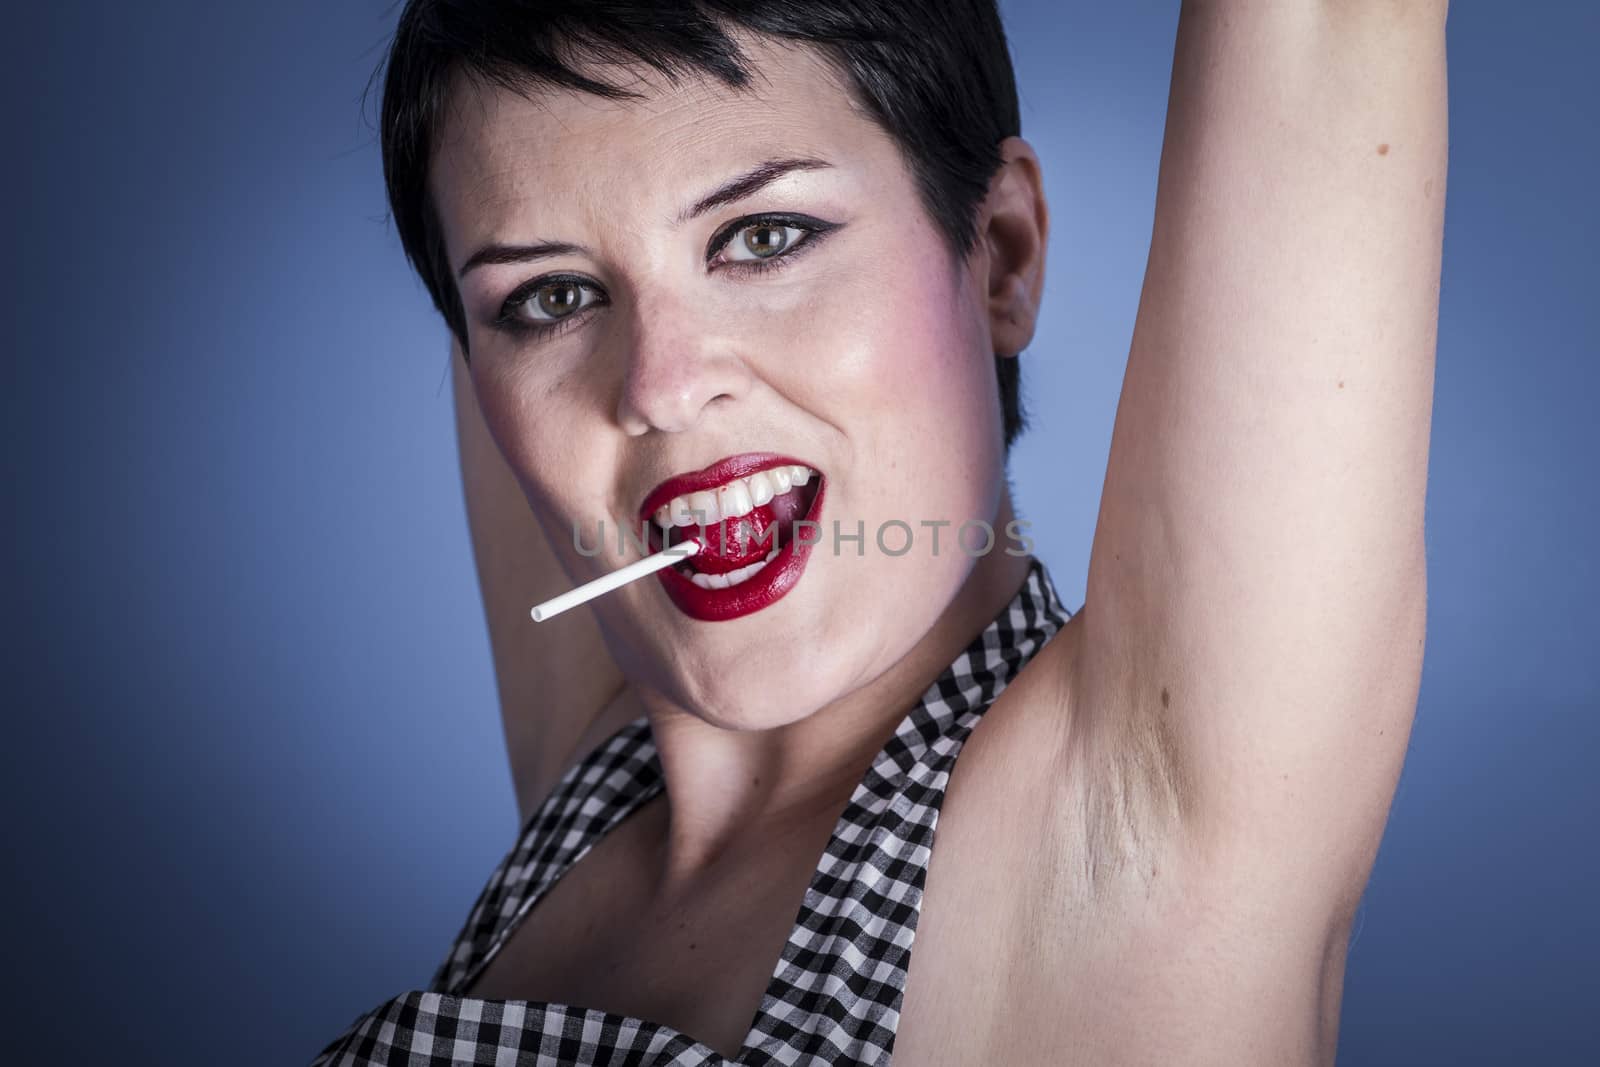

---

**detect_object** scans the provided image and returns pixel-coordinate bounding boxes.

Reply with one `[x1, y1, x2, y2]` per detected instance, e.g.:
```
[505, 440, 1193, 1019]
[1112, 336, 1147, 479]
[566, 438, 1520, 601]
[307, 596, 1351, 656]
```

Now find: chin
[658, 637, 850, 732]
[614, 517, 977, 730]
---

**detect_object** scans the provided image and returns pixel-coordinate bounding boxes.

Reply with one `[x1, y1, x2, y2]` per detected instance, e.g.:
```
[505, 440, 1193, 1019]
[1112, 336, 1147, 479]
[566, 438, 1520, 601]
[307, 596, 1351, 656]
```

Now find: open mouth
[637, 455, 826, 621]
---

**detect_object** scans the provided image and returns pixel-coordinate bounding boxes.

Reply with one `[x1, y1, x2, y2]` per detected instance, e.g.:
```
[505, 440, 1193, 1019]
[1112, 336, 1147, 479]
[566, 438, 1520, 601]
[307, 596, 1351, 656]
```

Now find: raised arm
[451, 343, 634, 825]
[1070, 1, 1448, 906]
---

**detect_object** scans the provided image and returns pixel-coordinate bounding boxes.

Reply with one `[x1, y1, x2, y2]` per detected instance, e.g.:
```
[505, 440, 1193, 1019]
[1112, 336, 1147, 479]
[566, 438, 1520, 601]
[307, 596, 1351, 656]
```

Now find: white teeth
[686, 489, 721, 526]
[747, 470, 775, 507]
[718, 479, 754, 520]
[687, 555, 772, 590]
[651, 466, 817, 533]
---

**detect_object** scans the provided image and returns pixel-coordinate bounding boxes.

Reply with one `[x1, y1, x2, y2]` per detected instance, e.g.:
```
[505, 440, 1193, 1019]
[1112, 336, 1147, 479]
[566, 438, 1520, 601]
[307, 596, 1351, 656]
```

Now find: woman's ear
[979, 136, 1049, 358]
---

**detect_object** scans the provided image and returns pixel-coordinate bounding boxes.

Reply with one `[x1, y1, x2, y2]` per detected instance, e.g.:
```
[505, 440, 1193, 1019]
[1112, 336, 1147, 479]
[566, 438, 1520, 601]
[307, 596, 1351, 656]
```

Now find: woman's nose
[614, 301, 754, 436]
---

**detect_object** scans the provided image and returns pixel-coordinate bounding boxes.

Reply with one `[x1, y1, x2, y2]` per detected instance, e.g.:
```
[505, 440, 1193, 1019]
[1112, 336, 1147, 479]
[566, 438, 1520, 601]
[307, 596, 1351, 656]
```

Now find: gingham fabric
[313, 558, 1072, 1066]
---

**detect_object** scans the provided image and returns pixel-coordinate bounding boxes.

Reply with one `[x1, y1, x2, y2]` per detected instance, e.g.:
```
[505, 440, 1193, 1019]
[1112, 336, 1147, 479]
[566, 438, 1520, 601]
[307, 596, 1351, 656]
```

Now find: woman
[315, 0, 1448, 1063]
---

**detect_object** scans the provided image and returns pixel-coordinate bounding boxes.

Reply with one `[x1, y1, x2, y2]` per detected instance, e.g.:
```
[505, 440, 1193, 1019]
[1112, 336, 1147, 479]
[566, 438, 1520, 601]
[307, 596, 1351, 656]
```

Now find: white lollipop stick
[530, 539, 701, 622]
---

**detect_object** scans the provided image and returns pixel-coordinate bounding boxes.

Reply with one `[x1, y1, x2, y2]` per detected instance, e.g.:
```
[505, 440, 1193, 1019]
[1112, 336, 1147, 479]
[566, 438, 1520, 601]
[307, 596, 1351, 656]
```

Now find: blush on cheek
[872, 278, 1000, 459]
[837, 273, 1007, 573]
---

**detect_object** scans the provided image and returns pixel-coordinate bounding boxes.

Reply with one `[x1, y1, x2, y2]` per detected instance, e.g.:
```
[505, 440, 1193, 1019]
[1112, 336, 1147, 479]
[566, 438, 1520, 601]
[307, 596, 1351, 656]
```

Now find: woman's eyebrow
[457, 157, 833, 280]
[676, 156, 833, 224]
[458, 240, 585, 280]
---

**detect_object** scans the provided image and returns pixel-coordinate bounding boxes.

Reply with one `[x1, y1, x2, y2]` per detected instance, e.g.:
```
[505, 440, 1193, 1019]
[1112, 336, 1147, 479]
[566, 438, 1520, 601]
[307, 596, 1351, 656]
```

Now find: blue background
[7, 2, 1595, 1063]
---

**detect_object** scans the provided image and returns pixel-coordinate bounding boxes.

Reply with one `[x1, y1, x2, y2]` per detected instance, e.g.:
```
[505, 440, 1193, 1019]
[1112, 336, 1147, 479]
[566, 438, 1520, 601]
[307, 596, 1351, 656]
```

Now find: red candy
[685, 506, 780, 574]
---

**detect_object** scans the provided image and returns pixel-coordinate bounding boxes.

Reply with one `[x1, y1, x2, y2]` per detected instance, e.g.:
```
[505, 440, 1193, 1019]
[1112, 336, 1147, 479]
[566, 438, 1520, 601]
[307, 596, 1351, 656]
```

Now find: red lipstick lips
[638, 452, 824, 622]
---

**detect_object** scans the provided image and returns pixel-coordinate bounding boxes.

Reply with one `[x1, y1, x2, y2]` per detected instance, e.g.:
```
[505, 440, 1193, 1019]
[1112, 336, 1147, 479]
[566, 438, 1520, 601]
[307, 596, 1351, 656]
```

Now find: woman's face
[431, 35, 1013, 729]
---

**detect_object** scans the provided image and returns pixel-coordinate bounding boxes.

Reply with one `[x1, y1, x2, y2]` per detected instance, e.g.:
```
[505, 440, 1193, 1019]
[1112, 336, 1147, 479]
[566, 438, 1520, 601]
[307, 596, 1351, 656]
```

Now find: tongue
[685, 487, 808, 574]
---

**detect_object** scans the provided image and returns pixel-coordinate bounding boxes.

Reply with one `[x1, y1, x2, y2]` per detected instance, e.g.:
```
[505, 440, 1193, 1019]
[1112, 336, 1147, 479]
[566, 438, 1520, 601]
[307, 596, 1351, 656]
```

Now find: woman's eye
[720, 222, 810, 264]
[499, 279, 604, 329]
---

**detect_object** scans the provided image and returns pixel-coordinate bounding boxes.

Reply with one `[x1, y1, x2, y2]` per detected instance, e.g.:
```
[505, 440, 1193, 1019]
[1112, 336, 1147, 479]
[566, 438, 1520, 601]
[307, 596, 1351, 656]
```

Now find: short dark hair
[378, 0, 1028, 450]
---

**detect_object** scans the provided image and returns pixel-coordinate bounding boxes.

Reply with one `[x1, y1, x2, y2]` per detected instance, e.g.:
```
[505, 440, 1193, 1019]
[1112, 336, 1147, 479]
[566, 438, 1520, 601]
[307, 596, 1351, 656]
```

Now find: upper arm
[452, 341, 630, 824]
[1069, 3, 1448, 903]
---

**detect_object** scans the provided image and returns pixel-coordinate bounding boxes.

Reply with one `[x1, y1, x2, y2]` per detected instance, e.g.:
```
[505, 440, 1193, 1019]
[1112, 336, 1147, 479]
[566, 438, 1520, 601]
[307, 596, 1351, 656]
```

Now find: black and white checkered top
[313, 558, 1071, 1066]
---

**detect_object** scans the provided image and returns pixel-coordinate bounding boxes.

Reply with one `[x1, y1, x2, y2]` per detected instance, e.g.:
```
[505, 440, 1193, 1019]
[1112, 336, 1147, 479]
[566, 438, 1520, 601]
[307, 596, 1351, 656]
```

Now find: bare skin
[444, 3, 1448, 1063]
